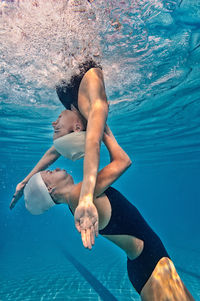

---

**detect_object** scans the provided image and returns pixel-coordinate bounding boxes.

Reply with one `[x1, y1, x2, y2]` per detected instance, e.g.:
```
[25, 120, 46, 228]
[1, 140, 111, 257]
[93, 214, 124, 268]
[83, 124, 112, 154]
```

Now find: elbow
[125, 157, 132, 168]
[122, 153, 132, 169]
[117, 156, 132, 171]
[48, 146, 61, 159]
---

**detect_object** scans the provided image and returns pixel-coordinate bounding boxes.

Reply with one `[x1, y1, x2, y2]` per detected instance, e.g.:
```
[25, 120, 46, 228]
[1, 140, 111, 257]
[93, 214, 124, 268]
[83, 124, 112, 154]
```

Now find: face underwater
[52, 109, 84, 140]
[41, 168, 70, 187]
[52, 111, 74, 140]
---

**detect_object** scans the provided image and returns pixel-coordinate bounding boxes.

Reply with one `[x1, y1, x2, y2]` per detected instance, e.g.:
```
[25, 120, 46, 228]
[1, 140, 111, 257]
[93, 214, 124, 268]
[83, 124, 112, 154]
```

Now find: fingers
[90, 226, 95, 246]
[81, 229, 87, 248]
[75, 221, 81, 233]
[9, 186, 24, 210]
[9, 196, 17, 210]
[9, 199, 15, 210]
[74, 203, 98, 249]
[80, 227, 95, 250]
[75, 219, 94, 249]
[94, 221, 98, 238]
[86, 229, 92, 250]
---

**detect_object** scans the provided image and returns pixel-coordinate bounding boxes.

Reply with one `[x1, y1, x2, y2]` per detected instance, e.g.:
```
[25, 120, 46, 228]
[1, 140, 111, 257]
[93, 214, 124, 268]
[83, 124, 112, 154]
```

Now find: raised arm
[10, 146, 60, 209]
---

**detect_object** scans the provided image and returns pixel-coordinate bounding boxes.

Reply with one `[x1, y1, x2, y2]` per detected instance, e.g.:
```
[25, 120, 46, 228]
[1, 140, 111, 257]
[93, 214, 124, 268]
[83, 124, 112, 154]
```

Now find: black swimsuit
[56, 60, 102, 110]
[69, 186, 170, 294]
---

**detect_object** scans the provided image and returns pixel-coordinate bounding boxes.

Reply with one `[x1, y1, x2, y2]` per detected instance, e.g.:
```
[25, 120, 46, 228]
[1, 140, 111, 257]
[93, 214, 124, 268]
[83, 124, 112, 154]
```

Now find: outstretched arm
[78, 68, 108, 204]
[74, 68, 108, 243]
[72, 126, 132, 249]
[10, 146, 60, 209]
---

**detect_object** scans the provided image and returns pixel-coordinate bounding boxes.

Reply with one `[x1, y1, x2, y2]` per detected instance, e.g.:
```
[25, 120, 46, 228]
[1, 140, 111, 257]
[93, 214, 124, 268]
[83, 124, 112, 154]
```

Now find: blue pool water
[0, 0, 200, 300]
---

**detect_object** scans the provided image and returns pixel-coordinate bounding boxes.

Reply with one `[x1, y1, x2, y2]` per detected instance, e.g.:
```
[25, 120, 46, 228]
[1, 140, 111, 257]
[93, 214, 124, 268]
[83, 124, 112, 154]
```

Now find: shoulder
[84, 67, 104, 82]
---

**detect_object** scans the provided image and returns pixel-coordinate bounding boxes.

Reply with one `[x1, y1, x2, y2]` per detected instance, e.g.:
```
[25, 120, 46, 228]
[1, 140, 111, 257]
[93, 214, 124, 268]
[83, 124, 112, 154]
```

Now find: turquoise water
[0, 0, 200, 300]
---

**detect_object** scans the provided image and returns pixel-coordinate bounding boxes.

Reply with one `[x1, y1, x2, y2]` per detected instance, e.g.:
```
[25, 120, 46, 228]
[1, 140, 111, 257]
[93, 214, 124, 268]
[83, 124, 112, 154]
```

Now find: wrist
[79, 194, 93, 205]
[22, 179, 28, 185]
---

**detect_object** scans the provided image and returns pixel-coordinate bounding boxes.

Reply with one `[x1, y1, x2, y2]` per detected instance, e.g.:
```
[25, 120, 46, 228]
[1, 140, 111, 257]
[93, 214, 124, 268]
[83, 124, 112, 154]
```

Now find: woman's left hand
[74, 201, 98, 249]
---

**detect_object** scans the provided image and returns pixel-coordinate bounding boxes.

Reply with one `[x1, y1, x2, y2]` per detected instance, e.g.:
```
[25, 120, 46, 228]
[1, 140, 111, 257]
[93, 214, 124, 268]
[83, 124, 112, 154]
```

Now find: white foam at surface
[0, 0, 185, 105]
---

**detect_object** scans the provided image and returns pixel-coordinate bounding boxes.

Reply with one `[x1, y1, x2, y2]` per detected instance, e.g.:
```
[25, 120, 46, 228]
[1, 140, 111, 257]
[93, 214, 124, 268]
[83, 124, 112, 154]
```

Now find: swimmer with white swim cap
[22, 126, 194, 301]
[10, 107, 85, 187]
[10, 105, 103, 247]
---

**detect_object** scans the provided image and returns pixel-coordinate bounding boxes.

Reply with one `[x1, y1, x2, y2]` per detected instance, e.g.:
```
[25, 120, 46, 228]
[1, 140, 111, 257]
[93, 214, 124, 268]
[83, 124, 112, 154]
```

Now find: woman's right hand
[10, 181, 27, 210]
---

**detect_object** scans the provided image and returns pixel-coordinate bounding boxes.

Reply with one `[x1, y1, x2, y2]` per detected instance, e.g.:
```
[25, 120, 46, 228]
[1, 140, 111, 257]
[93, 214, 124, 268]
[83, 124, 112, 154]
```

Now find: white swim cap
[24, 173, 55, 215]
[53, 131, 86, 161]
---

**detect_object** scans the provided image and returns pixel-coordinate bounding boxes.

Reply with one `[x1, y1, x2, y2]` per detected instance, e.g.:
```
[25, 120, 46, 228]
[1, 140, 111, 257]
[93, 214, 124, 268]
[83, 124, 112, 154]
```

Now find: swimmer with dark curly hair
[12, 108, 194, 300]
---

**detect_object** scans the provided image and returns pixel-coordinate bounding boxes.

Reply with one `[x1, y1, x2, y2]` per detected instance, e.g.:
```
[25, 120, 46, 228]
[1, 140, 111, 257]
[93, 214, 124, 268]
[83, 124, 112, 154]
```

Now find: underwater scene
[0, 0, 200, 300]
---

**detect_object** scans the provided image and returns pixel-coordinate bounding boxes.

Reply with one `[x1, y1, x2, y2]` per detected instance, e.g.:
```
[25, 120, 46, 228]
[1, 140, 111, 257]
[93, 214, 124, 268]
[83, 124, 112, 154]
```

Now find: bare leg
[141, 257, 195, 301]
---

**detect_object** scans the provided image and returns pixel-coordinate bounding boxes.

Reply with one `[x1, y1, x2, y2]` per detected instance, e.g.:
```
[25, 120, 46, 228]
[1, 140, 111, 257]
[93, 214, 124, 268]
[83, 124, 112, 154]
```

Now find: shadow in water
[59, 245, 118, 301]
